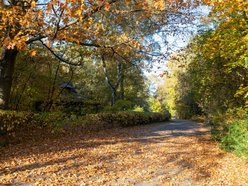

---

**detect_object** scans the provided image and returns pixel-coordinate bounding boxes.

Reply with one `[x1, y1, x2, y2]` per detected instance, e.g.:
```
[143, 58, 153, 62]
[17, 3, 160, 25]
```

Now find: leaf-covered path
[0, 120, 248, 185]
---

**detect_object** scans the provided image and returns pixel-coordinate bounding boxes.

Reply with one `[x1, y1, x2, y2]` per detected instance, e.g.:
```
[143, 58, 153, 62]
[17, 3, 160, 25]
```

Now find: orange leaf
[30, 49, 37, 56]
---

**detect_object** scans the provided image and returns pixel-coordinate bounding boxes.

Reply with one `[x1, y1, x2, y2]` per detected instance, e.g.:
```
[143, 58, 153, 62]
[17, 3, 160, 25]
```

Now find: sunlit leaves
[0, 0, 194, 65]
[201, 0, 248, 101]
[0, 0, 170, 52]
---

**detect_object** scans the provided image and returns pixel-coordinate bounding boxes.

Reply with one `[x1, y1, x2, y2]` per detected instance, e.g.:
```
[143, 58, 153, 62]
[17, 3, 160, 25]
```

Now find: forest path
[0, 120, 248, 185]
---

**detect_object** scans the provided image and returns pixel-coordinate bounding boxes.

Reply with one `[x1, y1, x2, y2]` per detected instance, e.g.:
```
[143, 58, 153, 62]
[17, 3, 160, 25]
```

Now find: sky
[146, 5, 211, 94]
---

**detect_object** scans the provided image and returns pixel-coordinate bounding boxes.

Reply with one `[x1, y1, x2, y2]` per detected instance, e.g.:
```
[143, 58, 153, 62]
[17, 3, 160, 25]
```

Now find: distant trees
[160, 33, 247, 118]
[155, 0, 248, 118]
[9, 44, 149, 112]
[158, 31, 247, 118]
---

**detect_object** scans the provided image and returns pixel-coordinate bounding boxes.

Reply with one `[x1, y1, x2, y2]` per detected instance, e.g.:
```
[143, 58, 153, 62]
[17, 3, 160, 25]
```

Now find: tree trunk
[0, 48, 18, 110]
[120, 63, 124, 100]
[111, 89, 117, 106]
[101, 55, 117, 105]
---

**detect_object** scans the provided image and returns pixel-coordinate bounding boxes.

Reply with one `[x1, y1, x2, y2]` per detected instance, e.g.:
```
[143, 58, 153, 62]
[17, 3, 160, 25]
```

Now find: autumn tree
[160, 30, 247, 118]
[154, 0, 248, 118]
[0, 0, 202, 109]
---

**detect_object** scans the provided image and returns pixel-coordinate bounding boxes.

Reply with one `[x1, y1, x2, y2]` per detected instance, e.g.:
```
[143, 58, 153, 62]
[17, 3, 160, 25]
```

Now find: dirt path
[0, 120, 248, 185]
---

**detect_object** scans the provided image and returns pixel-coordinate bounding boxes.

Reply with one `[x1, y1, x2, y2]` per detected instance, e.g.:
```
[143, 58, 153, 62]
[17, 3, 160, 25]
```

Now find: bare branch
[52, 8, 65, 40]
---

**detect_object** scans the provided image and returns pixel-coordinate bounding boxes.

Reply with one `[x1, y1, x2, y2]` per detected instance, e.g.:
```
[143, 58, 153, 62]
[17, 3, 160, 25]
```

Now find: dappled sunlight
[1, 120, 247, 185]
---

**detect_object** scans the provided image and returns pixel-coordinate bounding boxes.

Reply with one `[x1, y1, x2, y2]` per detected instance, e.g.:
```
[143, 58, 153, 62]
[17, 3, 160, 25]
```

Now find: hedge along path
[0, 120, 248, 185]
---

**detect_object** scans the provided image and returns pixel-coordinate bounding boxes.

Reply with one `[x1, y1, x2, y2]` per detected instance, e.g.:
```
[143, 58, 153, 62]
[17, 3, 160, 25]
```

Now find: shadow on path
[0, 119, 226, 185]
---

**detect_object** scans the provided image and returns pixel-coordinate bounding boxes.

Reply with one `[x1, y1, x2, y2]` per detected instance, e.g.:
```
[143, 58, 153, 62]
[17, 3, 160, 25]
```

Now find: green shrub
[211, 108, 248, 159]
[221, 120, 248, 158]
[76, 111, 171, 130]
[0, 109, 171, 146]
[0, 111, 67, 136]
[220, 109, 248, 158]
[32, 112, 67, 132]
[104, 100, 135, 112]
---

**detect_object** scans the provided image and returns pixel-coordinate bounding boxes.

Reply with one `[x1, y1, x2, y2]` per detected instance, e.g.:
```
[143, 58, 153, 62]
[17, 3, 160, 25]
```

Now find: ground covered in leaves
[0, 120, 248, 185]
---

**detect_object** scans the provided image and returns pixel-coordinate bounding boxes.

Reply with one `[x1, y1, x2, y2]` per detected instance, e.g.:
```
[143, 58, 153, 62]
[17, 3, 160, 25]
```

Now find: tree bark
[0, 48, 18, 109]
[101, 55, 123, 106]
[120, 63, 124, 100]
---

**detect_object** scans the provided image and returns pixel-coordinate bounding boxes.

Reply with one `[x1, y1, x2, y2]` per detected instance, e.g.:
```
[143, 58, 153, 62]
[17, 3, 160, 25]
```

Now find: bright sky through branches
[146, 5, 211, 94]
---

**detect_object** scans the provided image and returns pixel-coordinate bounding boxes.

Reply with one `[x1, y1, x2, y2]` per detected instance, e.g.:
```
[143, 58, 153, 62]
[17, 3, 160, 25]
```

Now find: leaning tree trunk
[0, 48, 18, 110]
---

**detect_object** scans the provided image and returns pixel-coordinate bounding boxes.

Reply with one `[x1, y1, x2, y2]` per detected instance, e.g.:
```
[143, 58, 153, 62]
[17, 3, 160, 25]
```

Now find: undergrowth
[211, 108, 248, 159]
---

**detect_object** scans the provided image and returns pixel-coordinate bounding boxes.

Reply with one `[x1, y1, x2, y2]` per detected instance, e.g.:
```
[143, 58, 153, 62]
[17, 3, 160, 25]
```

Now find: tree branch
[39, 40, 82, 66]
